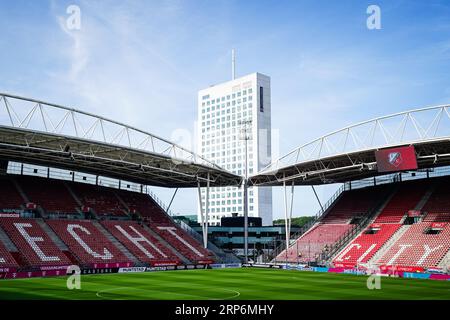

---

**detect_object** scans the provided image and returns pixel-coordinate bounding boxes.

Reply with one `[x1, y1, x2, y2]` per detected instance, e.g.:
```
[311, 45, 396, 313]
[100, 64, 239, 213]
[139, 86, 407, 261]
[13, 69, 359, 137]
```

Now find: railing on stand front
[145, 189, 175, 216]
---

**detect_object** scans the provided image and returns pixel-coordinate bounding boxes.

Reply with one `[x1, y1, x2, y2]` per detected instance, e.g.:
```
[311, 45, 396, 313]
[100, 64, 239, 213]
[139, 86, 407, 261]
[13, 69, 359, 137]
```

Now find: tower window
[259, 86, 264, 112]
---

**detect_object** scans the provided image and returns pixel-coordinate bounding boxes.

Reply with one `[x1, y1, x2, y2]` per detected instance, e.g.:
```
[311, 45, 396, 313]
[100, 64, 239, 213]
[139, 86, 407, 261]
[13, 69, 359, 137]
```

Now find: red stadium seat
[150, 225, 214, 263]
[46, 220, 130, 266]
[320, 187, 385, 224]
[276, 187, 386, 263]
[422, 181, 450, 223]
[333, 224, 402, 267]
[70, 183, 128, 217]
[116, 190, 167, 220]
[376, 222, 450, 267]
[0, 241, 19, 268]
[278, 224, 354, 263]
[101, 220, 180, 265]
[372, 180, 450, 268]
[117, 189, 215, 263]
[374, 182, 427, 223]
[16, 176, 79, 214]
[0, 178, 24, 210]
[0, 218, 71, 267]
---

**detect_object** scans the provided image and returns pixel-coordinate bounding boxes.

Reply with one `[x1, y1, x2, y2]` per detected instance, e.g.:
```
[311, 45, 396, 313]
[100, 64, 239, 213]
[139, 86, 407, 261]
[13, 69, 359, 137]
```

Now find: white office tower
[197, 73, 273, 226]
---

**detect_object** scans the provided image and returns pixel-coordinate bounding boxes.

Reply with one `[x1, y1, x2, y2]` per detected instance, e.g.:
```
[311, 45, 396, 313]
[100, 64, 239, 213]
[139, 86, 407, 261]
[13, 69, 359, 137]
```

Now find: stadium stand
[281, 224, 354, 262]
[0, 178, 24, 210]
[70, 183, 128, 217]
[16, 176, 79, 215]
[117, 188, 215, 263]
[116, 190, 162, 218]
[276, 187, 387, 263]
[137, 205, 213, 263]
[422, 180, 450, 219]
[0, 241, 19, 268]
[423, 213, 450, 223]
[373, 181, 428, 223]
[333, 223, 402, 267]
[368, 179, 450, 268]
[0, 171, 449, 275]
[4, 169, 447, 273]
[375, 222, 450, 267]
[320, 187, 386, 224]
[332, 181, 430, 267]
[101, 220, 180, 265]
[331, 178, 450, 269]
[151, 225, 214, 263]
[46, 220, 130, 266]
[0, 174, 217, 268]
[0, 218, 71, 267]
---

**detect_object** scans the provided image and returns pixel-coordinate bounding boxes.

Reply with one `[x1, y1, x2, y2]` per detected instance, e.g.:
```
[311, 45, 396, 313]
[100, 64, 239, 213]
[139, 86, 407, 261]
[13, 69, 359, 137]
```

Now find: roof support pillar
[205, 172, 210, 247]
[197, 180, 206, 248]
[166, 188, 178, 214]
[243, 178, 249, 263]
[283, 177, 295, 261]
[197, 173, 211, 249]
[311, 186, 323, 213]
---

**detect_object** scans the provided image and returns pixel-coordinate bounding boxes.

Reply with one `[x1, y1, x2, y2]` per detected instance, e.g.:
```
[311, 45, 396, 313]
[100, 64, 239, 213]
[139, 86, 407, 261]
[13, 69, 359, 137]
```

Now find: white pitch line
[95, 286, 240, 300]
[220, 289, 241, 300]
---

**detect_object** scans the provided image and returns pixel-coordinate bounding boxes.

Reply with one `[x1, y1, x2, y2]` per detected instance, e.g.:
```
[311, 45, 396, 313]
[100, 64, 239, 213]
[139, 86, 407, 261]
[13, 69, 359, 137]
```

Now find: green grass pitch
[0, 268, 449, 300]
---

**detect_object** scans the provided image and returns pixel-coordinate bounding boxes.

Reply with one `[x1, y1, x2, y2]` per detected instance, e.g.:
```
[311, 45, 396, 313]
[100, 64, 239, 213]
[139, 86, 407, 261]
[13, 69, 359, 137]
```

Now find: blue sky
[1, 0, 450, 219]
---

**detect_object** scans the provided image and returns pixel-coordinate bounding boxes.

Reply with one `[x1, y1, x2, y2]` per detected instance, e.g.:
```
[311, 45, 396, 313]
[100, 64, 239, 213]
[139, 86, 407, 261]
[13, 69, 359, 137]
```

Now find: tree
[273, 216, 314, 228]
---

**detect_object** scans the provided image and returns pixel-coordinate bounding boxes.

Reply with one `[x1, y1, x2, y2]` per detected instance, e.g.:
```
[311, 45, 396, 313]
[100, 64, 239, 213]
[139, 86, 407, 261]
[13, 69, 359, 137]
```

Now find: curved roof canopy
[0, 93, 242, 187]
[250, 105, 450, 186]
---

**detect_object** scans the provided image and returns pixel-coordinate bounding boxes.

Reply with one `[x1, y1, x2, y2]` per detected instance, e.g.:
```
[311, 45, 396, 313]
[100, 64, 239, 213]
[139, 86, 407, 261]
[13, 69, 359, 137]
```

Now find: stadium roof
[249, 105, 450, 186]
[0, 93, 242, 188]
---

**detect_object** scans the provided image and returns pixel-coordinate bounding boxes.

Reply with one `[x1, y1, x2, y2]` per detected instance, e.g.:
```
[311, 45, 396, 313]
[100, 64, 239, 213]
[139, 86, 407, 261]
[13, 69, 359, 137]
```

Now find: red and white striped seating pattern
[46, 220, 129, 265]
[101, 220, 180, 265]
[0, 240, 19, 268]
[0, 218, 70, 267]
[376, 222, 450, 267]
[118, 190, 214, 262]
[276, 187, 386, 263]
[333, 224, 402, 267]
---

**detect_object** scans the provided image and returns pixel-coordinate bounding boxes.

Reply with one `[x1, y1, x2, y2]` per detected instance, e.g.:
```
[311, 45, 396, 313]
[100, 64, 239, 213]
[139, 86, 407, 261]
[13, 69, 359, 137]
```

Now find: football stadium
[1, 4, 450, 315]
[0, 92, 449, 302]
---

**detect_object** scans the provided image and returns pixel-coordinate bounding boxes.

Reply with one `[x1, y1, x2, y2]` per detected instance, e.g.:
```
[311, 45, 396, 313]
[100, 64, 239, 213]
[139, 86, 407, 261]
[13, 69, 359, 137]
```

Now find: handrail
[146, 189, 175, 216]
